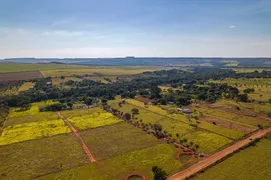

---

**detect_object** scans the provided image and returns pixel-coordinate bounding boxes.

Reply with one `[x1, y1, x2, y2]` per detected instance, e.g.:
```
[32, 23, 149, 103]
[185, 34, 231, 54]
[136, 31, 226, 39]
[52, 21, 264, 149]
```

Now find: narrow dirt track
[168, 127, 271, 180]
[56, 112, 96, 163]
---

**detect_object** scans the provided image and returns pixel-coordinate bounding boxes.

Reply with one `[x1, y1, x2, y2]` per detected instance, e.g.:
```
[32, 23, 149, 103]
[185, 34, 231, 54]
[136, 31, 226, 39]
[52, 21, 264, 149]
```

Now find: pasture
[38, 144, 183, 180]
[18, 82, 35, 92]
[80, 122, 161, 160]
[109, 99, 233, 153]
[0, 133, 88, 180]
[193, 136, 271, 180]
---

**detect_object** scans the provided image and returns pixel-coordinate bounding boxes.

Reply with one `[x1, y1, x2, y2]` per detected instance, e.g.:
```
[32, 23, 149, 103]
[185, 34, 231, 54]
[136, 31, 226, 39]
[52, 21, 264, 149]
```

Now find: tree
[84, 98, 93, 108]
[237, 94, 248, 102]
[123, 113, 131, 120]
[67, 102, 73, 109]
[152, 166, 168, 180]
[101, 98, 108, 105]
[131, 108, 139, 114]
[153, 123, 163, 131]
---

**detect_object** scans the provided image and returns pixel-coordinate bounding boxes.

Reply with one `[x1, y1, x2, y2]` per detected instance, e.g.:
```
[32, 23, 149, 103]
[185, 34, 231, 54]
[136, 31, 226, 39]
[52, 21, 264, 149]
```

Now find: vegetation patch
[67, 112, 122, 130]
[0, 120, 71, 145]
[80, 122, 161, 160]
[18, 82, 35, 92]
[0, 133, 88, 180]
[192, 138, 271, 180]
[38, 144, 182, 180]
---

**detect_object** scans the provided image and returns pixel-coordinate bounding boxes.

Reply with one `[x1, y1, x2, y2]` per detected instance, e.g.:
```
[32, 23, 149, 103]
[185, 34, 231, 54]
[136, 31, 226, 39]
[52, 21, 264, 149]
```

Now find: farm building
[177, 108, 183, 112]
[183, 109, 192, 114]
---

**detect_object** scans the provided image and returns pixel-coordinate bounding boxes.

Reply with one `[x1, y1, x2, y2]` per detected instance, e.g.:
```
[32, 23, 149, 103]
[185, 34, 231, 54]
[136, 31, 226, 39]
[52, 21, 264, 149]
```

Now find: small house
[183, 109, 192, 114]
[177, 108, 183, 112]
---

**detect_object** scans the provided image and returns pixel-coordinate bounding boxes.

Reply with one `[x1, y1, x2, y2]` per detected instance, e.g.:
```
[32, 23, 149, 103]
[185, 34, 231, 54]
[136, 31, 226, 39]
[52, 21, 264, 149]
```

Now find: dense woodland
[1, 68, 271, 112]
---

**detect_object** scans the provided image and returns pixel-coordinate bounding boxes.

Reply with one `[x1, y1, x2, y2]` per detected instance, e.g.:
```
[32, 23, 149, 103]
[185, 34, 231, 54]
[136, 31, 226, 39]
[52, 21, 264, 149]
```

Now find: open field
[80, 122, 162, 160]
[38, 143, 182, 180]
[41, 66, 159, 77]
[0, 119, 71, 146]
[0, 63, 90, 73]
[61, 107, 104, 118]
[67, 112, 122, 130]
[109, 100, 233, 153]
[192, 135, 271, 180]
[0, 71, 43, 82]
[0, 133, 88, 180]
[232, 68, 271, 73]
[5, 101, 60, 126]
[18, 82, 35, 92]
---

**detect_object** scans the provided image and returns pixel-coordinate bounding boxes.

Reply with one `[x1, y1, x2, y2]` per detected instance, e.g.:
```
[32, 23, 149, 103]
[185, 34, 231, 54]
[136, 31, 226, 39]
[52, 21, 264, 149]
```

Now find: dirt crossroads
[168, 127, 271, 180]
[56, 112, 96, 163]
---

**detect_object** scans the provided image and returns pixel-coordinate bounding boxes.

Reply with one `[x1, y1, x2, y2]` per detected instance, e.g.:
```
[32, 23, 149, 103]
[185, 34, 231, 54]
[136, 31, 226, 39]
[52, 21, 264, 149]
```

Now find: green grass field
[193, 136, 271, 180]
[18, 82, 35, 92]
[0, 63, 90, 73]
[109, 99, 232, 153]
[80, 122, 162, 160]
[61, 107, 104, 118]
[38, 143, 183, 180]
[0, 133, 88, 180]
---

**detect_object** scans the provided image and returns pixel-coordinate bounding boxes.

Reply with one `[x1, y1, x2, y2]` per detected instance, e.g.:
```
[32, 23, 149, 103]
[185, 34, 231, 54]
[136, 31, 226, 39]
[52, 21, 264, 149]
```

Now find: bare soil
[0, 71, 42, 82]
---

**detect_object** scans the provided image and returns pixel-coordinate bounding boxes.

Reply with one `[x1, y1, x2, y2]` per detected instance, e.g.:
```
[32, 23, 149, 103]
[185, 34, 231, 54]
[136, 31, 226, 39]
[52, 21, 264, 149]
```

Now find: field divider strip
[56, 112, 96, 163]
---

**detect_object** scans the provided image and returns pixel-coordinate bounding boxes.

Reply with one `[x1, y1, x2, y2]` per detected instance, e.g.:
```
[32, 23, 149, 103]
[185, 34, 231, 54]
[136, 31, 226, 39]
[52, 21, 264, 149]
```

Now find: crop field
[193, 136, 271, 180]
[41, 66, 159, 77]
[0, 71, 43, 82]
[0, 119, 71, 146]
[61, 107, 104, 118]
[67, 112, 122, 130]
[18, 82, 35, 92]
[38, 143, 183, 180]
[0, 63, 90, 73]
[5, 101, 60, 126]
[0, 133, 88, 180]
[80, 122, 161, 160]
[109, 99, 233, 153]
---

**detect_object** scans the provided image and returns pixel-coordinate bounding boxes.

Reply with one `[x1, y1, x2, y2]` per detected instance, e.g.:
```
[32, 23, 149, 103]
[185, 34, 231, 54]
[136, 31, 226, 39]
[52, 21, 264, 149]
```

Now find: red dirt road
[168, 127, 271, 180]
[56, 112, 96, 163]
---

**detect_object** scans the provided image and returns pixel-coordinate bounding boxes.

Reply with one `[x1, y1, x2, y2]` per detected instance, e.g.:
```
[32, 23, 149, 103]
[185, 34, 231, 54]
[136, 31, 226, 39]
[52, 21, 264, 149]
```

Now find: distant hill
[3, 57, 271, 68]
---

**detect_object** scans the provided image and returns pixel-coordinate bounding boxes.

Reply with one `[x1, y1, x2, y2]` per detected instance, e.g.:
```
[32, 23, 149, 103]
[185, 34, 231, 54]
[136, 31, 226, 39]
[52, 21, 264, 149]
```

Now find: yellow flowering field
[68, 112, 122, 130]
[0, 120, 71, 146]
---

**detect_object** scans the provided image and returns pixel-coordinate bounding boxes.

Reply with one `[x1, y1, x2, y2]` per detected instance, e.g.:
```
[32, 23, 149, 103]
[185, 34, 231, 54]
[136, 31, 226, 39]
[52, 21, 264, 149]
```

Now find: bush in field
[131, 108, 139, 114]
[152, 166, 168, 180]
[237, 94, 248, 102]
[153, 123, 163, 131]
[267, 113, 271, 119]
[39, 103, 67, 112]
[244, 88, 255, 93]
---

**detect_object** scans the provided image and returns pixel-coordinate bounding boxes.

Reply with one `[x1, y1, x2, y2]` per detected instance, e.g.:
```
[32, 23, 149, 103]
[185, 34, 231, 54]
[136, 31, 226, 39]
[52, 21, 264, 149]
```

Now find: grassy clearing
[0, 63, 90, 73]
[38, 143, 182, 180]
[18, 82, 35, 92]
[0, 86, 18, 96]
[67, 112, 122, 130]
[232, 68, 271, 73]
[0, 120, 71, 146]
[109, 100, 232, 153]
[61, 107, 104, 118]
[193, 137, 271, 180]
[0, 133, 88, 180]
[52, 77, 83, 87]
[41, 66, 158, 77]
[80, 122, 161, 160]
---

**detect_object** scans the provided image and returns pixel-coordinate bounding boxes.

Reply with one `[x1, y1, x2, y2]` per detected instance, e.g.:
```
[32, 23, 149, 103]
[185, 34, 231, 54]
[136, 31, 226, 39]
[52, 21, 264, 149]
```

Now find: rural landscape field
[1, 0, 271, 179]
[1, 59, 271, 180]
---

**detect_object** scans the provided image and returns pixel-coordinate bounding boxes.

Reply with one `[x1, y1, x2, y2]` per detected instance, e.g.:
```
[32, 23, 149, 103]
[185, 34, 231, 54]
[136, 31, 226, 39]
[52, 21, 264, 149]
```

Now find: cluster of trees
[2, 68, 271, 108]
[39, 103, 68, 112]
[0, 99, 9, 127]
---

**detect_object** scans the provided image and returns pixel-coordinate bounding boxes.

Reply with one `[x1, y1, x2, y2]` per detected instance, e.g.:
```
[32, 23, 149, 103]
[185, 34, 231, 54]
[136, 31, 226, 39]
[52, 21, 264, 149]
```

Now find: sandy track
[56, 112, 96, 163]
[168, 127, 271, 180]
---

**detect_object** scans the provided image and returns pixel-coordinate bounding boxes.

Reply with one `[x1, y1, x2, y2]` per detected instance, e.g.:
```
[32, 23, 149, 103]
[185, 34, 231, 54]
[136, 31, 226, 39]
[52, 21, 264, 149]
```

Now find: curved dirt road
[168, 127, 271, 180]
[56, 112, 96, 163]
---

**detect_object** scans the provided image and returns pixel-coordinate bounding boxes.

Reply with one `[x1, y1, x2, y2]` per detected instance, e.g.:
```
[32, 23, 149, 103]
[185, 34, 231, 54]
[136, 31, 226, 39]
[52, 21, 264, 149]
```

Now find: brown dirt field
[167, 127, 271, 180]
[199, 116, 255, 134]
[0, 71, 42, 82]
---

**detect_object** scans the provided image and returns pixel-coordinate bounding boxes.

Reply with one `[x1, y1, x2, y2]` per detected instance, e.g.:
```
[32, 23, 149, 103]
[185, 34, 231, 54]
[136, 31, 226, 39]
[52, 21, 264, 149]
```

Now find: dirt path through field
[167, 127, 271, 180]
[56, 112, 96, 163]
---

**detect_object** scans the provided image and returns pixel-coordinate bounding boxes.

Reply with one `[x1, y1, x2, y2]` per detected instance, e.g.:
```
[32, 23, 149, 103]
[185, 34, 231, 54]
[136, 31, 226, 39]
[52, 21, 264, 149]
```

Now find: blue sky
[0, 0, 271, 58]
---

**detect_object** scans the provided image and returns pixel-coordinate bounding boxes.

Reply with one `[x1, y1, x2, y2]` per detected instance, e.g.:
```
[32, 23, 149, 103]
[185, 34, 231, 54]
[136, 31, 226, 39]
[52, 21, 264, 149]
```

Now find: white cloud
[229, 25, 236, 28]
[41, 30, 83, 36]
